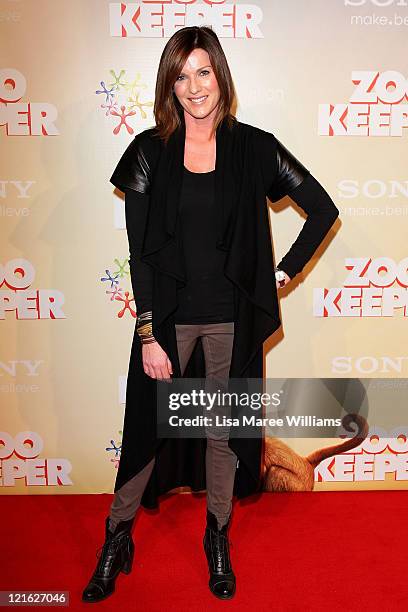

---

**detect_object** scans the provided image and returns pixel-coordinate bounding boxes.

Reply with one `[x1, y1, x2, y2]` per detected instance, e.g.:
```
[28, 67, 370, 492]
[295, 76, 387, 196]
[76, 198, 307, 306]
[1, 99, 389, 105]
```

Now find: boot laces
[95, 533, 127, 564]
[211, 529, 232, 573]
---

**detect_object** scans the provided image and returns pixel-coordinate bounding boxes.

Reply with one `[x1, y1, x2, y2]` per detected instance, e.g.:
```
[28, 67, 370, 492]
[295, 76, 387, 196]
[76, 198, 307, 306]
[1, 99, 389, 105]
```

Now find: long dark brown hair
[153, 26, 237, 142]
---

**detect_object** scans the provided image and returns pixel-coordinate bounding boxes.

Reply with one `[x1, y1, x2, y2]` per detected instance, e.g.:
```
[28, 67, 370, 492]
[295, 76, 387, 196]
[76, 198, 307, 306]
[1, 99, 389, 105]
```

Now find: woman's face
[173, 48, 220, 121]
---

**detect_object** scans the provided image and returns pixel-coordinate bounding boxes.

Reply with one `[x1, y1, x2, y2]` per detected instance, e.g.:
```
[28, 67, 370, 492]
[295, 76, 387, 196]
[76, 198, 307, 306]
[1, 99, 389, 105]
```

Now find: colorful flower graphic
[106, 430, 123, 470]
[95, 69, 153, 134]
[100, 257, 137, 319]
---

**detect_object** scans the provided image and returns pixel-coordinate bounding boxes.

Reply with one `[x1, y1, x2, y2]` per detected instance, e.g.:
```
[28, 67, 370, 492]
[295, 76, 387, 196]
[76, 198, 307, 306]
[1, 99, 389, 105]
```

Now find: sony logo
[0, 360, 44, 377]
[345, 0, 407, 6]
[332, 356, 408, 373]
[0, 181, 36, 198]
[337, 180, 408, 199]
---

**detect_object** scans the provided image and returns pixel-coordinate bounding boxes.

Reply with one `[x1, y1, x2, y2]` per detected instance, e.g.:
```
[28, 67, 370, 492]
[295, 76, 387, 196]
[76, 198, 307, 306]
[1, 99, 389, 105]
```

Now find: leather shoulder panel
[110, 127, 159, 194]
[269, 139, 310, 202]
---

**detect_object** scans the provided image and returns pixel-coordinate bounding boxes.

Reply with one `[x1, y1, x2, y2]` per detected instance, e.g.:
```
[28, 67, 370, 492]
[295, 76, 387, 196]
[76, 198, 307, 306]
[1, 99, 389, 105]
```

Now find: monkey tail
[305, 413, 369, 468]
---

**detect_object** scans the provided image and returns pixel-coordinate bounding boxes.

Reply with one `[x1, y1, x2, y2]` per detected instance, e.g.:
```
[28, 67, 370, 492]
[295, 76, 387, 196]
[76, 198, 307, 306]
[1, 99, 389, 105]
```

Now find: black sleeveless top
[173, 166, 235, 324]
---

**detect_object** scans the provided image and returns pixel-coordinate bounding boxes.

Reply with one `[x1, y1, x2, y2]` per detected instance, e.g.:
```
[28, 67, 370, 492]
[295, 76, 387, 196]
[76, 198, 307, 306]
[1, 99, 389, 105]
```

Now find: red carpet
[2, 490, 407, 611]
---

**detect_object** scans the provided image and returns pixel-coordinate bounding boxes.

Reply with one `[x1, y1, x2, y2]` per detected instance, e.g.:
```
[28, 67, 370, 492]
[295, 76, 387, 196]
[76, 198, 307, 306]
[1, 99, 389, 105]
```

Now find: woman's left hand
[276, 271, 291, 290]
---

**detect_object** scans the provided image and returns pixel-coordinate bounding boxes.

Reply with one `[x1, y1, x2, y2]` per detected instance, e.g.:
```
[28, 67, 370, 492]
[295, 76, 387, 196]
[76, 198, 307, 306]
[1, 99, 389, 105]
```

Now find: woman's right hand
[142, 341, 173, 381]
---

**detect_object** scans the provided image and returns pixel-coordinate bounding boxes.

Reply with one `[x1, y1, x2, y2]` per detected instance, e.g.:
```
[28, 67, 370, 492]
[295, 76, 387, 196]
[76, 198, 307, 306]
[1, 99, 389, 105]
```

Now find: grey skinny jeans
[109, 322, 237, 531]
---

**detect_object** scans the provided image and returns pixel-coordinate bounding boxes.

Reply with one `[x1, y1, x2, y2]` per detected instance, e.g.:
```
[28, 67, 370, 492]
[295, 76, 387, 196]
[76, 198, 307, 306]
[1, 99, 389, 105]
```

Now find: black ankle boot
[82, 516, 135, 603]
[203, 509, 236, 599]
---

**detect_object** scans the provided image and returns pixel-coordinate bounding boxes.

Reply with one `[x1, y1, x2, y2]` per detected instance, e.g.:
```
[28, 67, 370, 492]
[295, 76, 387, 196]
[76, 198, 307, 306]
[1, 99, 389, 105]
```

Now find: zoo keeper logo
[318, 71, 408, 136]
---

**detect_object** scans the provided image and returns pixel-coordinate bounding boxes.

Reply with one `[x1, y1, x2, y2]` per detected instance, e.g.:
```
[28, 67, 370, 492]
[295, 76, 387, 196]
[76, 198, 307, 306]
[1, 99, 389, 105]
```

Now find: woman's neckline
[183, 165, 215, 175]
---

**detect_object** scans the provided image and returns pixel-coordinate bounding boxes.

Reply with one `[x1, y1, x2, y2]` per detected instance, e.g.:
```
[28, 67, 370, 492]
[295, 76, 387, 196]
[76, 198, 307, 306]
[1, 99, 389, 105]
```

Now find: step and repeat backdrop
[1, 0, 407, 495]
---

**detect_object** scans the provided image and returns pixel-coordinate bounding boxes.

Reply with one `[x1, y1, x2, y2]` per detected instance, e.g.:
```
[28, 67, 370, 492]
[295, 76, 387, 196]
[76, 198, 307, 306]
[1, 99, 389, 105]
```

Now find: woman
[82, 25, 339, 603]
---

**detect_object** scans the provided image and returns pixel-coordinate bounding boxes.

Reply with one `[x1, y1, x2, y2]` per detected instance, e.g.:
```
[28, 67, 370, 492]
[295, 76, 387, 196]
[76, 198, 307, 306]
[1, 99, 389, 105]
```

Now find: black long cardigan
[110, 115, 339, 508]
